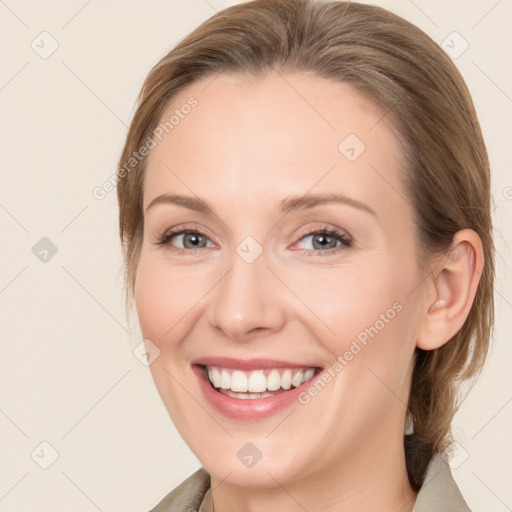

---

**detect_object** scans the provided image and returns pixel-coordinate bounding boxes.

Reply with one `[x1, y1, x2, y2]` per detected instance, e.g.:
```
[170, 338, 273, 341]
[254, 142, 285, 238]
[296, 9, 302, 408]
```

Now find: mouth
[201, 365, 321, 399]
[190, 357, 324, 420]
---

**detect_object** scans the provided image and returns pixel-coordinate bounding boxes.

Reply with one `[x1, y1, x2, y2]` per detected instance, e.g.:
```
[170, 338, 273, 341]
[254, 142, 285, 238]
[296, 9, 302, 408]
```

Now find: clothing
[148, 452, 472, 512]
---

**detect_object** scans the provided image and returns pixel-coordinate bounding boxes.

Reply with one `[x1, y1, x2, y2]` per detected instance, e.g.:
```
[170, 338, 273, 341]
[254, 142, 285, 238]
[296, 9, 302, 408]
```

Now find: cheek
[135, 263, 167, 340]
[301, 257, 418, 388]
[133, 257, 202, 424]
[134, 254, 199, 347]
[286, 261, 403, 352]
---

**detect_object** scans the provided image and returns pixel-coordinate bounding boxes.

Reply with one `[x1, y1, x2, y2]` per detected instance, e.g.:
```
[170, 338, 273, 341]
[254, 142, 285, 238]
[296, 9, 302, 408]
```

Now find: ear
[416, 229, 485, 351]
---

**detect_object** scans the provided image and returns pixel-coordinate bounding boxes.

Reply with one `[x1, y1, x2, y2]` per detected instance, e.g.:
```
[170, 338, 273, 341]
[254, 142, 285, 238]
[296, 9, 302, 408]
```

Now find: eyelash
[154, 224, 353, 257]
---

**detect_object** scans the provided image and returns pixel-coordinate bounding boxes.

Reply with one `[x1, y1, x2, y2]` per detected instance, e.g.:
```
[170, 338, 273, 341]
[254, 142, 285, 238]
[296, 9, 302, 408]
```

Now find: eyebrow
[144, 192, 377, 217]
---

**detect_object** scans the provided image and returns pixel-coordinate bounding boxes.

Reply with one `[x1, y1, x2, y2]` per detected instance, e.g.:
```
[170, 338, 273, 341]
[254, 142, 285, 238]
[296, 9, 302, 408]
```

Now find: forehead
[143, 71, 408, 219]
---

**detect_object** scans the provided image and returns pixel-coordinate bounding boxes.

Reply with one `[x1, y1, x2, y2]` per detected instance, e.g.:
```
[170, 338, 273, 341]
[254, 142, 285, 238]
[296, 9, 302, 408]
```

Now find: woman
[117, 0, 495, 510]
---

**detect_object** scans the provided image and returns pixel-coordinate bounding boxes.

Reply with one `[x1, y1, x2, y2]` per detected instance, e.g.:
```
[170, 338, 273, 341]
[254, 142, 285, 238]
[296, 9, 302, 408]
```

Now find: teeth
[220, 389, 281, 399]
[291, 370, 304, 388]
[231, 370, 248, 392]
[220, 369, 231, 389]
[209, 368, 221, 388]
[281, 369, 292, 390]
[266, 369, 281, 391]
[206, 366, 318, 394]
[304, 368, 315, 381]
[248, 371, 267, 392]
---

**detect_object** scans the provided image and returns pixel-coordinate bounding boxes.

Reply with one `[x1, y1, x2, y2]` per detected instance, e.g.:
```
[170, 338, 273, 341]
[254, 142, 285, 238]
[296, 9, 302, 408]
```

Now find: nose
[206, 244, 287, 341]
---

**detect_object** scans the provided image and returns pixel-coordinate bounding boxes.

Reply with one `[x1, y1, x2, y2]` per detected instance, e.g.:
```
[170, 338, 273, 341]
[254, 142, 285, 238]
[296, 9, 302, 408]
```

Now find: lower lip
[192, 365, 317, 421]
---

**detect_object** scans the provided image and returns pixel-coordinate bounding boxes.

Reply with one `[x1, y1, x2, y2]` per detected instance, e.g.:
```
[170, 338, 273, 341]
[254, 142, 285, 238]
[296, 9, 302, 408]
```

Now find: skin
[134, 71, 484, 512]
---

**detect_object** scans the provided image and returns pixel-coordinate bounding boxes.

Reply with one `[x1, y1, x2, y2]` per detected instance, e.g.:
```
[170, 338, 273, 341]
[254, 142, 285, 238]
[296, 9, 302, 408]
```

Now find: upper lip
[191, 357, 322, 371]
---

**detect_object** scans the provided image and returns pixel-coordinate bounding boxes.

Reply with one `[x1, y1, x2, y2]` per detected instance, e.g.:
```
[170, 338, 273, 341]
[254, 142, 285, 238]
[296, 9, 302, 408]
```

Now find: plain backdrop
[1, 1, 511, 511]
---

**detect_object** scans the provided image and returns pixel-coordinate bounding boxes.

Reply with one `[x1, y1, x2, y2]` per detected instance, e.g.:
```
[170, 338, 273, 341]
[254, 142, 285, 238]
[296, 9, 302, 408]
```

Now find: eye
[293, 226, 353, 256]
[154, 226, 214, 253]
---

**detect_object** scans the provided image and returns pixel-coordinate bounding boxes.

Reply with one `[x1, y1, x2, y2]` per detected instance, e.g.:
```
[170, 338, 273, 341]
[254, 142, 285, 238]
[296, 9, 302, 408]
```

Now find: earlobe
[416, 229, 484, 351]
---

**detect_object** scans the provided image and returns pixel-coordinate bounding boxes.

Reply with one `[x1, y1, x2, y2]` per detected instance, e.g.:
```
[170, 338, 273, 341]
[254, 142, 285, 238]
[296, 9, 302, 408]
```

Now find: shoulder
[412, 453, 472, 512]
[147, 467, 210, 512]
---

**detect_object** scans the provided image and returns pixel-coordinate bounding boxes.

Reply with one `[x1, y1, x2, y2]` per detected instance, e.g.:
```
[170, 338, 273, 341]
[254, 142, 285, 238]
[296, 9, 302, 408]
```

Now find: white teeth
[281, 369, 292, 390]
[291, 370, 304, 388]
[231, 370, 248, 392]
[221, 390, 277, 399]
[266, 369, 281, 391]
[304, 368, 315, 381]
[206, 366, 317, 394]
[208, 368, 221, 388]
[247, 371, 267, 392]
[220, 369, 231, 389]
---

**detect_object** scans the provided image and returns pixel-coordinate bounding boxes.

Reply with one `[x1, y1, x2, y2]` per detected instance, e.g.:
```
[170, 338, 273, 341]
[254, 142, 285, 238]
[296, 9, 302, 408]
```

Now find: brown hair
[117, 0, 495, 490]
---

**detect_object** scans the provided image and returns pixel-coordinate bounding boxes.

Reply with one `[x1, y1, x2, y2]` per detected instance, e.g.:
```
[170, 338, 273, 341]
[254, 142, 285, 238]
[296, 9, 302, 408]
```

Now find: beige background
[1, 0, 511, 510]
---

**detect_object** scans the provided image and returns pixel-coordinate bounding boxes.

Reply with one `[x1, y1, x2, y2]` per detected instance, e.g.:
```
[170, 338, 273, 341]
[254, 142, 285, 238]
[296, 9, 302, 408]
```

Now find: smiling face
[134, 71, 429, 490]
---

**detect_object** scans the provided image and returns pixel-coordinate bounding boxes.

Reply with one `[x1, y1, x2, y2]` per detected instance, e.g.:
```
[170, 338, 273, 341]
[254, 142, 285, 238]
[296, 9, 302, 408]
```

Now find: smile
[191, 357, 323, 419]
[205, 366, 318, 399]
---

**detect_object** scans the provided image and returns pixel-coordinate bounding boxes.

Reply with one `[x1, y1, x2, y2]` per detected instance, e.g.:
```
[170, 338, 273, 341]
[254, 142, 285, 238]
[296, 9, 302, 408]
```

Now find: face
[135, 71, 428, 488]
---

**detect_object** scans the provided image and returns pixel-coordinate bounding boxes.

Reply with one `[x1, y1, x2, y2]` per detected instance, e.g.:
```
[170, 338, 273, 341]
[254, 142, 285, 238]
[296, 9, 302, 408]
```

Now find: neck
[209, 433, 418, 512]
